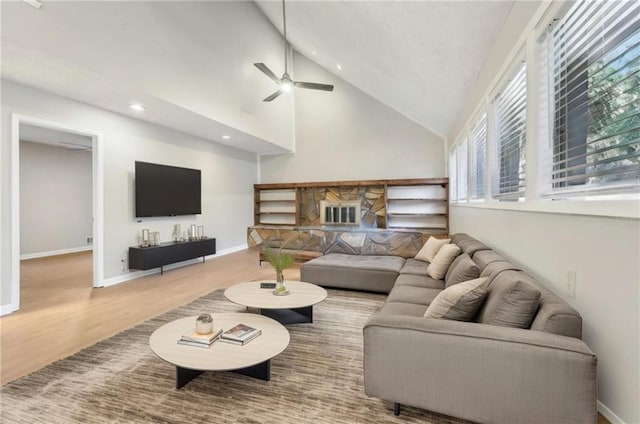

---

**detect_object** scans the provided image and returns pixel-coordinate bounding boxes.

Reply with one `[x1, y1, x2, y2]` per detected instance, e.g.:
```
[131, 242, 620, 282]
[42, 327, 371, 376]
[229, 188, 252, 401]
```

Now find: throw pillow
[424, 277, 488, 321]
[476, 273, 541, 329]
[426, 243, 461, 280]
[444, 253, 480, 288]
[415, 236, 451, 263]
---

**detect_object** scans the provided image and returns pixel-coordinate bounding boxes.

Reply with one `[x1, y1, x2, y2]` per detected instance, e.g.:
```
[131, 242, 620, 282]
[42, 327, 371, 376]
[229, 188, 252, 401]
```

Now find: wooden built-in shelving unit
[254, 178, 448, 233]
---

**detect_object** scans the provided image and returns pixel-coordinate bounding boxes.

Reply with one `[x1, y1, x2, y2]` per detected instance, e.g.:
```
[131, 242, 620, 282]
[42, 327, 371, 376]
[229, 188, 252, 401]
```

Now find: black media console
[128, 238, 216, 275]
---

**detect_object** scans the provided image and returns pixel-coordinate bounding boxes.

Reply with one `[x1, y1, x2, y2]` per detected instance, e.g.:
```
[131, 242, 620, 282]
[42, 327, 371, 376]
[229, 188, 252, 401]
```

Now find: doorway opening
[9, 114, 104, 314]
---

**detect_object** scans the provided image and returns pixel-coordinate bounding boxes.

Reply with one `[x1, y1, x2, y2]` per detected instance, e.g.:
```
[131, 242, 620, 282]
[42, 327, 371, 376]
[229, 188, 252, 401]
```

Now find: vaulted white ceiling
[256, 0, 513, 137]
[2, 1, 513, 151]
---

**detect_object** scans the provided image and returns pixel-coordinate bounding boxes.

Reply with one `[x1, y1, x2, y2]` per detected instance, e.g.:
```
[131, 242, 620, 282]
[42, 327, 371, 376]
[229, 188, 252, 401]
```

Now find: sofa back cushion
[444, 253, 480, 288]
[424, 277, 488, 321]
[476, 271, 541, 329]
[472, 250, 507, 271]
[426, 244, 461, 280]
[450, 233, 491, 257]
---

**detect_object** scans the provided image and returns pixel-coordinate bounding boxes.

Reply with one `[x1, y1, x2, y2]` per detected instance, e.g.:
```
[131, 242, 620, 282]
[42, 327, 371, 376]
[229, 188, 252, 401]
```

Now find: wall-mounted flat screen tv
[135, 161, 201, 217]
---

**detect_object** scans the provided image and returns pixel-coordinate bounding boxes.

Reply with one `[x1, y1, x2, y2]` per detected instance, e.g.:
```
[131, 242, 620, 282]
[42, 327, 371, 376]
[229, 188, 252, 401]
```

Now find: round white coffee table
[224, 281, 328, 324]
[149, 312, 289, 388]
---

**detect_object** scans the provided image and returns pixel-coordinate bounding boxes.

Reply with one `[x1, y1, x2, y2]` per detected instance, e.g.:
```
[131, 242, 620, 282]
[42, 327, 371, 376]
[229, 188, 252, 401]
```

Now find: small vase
[273, 272, 289, 295]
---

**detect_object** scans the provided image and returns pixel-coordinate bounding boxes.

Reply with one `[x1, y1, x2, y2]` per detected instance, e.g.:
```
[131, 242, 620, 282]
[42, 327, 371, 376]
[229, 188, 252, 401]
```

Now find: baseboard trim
[97, 244, 249, 288]
[0, 303, 19, 316]
[21, 246, 93, 260]
[598, 400, 625, 424]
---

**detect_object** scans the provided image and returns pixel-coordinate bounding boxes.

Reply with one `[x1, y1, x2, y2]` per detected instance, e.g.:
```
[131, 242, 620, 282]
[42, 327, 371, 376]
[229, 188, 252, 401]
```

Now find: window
[470, 113, 487, 200]
[449, 149, 457, 202]
[493, 62, 527, 200]
[457, 139, 468, 201]
[541, 1, 640, 197]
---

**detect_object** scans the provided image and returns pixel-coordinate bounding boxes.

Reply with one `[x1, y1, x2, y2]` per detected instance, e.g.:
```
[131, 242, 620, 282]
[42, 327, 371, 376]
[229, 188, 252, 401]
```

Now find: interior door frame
[10, 113, 105, 312]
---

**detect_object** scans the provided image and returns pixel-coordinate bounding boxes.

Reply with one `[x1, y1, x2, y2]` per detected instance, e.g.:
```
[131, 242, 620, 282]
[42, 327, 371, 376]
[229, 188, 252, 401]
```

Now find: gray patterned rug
[0, 289, 469, 423]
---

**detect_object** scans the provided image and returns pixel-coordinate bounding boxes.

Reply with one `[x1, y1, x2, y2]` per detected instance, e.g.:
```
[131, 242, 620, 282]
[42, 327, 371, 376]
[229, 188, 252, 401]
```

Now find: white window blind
[449, 150, 457, 202]
[493, 62, 527, 200]
[543, 0, 640, 197]
[470, 113, 487, 200]
[457, 140, 468, 201]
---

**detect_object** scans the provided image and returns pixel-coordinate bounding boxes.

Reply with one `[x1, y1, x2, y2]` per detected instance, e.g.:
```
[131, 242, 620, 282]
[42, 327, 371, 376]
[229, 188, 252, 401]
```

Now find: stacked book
[219, 323, 262, 346]
[177, 328, 222, 348]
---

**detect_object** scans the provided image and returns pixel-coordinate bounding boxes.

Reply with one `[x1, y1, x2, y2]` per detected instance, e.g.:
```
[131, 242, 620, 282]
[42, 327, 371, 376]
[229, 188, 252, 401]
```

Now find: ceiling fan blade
[294, 81, 334, 92]
[254, 63, 280, 83]
[263, 89, 285, 102]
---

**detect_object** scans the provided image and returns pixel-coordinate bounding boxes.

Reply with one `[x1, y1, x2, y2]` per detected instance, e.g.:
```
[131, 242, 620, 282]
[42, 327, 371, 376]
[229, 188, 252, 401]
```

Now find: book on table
[219, 323, 261, 346]
[178, 328, 222, 347]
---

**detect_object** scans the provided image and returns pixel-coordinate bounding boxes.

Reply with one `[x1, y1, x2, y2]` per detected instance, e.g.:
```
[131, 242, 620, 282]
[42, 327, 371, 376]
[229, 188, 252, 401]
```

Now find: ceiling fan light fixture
[280, 80, 293, 92]
[254, 0, 334, 102]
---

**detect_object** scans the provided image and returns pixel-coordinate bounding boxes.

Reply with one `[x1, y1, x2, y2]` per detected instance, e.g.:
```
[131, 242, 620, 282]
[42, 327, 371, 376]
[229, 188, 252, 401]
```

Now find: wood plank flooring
[1, 247, 298, 385]
[0, 248, 610, 424]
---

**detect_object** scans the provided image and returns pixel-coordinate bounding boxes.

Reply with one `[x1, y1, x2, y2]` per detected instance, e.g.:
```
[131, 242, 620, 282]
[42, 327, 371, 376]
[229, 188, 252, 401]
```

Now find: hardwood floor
[1, 249, 611, 424]
[1, 247, 299, 385]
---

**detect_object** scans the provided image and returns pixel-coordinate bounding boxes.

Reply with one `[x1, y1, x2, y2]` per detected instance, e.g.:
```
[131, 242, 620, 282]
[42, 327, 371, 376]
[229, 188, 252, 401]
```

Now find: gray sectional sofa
[300, 233, 597, 424]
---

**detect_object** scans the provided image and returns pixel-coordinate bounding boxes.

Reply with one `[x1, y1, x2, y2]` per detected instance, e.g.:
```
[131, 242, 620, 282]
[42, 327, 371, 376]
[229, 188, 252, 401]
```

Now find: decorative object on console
[172, 224, 181, 242]
[197, 225, 204, 240]
[150, 232, 160, 246]
[195, 313, 214, 335]
[141, 229, 150, 247]
[189, 224, 197, 240]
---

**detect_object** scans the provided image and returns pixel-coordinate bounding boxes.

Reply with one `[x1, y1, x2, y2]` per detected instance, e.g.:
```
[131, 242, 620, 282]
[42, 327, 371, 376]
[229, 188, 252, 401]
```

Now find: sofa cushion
[377, 301, 428, 317]
[424, 277, 488, 321]
[472, 250, 507, 271]
[451, 233, 491, 256]
[394, 273, 444, 290]
[480, 261, 521, 283]
[477, 271, 541, 329]
[427, 244, 461, 280]
[399, 258, 430, 276]
[415, 236, 450, 263]
[444, 253, 480, 288]
[387, 286, 441, 306]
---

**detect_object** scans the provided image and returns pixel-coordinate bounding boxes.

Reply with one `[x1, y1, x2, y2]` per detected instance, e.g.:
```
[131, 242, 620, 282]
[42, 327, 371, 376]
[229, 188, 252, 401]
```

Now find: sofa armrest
[363, 314, 597, 424]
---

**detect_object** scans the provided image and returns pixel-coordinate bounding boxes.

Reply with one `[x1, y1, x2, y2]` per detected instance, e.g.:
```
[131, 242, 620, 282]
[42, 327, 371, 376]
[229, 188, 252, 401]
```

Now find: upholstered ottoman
[300, 253, 406, 293]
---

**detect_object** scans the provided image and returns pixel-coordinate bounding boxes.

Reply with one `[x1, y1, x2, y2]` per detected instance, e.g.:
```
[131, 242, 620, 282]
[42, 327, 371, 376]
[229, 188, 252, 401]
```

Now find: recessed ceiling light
[336, 64, 342, 71]
[311, 51, 317, 56]
[129, 103, 146, 112]
[222, 135, 231, 140]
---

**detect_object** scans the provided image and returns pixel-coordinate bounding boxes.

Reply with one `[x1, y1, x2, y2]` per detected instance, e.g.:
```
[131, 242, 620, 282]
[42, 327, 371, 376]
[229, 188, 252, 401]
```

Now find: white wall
[260, 52, 445, 183]
[450, 207, 640, 424]
[20, 141, 92, 256]
[447, 1, 640, 422]
[1, 80, 257, 307]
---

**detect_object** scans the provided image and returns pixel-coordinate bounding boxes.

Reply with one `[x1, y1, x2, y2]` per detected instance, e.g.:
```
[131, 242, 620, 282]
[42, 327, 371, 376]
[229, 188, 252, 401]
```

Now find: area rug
[0, 289, 470, 424]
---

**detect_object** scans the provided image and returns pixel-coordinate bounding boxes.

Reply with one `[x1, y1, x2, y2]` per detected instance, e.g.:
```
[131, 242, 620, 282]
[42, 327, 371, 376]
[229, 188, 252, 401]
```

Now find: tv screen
[135, 161, 201, 217]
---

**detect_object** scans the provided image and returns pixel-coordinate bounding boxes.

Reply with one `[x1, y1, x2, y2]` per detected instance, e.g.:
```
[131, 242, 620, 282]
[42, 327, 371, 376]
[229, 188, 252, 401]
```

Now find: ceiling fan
[254, 0, 334, 102]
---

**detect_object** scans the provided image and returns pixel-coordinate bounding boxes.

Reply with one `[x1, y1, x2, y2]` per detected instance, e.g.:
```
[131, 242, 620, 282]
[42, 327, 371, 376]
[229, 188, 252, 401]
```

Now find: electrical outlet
[566, 270, 576, 299]
[87, 236, 93, 244]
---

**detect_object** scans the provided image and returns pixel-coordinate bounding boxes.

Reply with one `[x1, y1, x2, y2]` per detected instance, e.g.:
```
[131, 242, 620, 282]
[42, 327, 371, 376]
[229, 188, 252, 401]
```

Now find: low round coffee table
[224, 281, 328, 324]
[149, 312, 289, 389]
